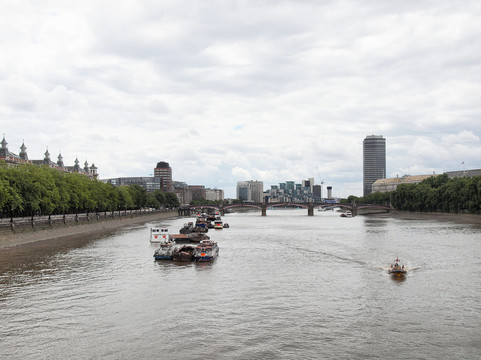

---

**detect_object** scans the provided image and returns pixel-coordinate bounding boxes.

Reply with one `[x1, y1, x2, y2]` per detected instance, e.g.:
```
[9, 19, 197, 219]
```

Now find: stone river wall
[0, 210, 180, 249]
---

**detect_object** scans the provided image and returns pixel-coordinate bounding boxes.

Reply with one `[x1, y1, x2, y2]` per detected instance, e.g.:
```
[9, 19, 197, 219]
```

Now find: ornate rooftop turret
[57, 152, 64, 167]
[0, 134, 9, 157]
[84, 160, 89, 173]
[1, 134, 7, 149]
[90, 163, 98, 179]
[43, 147, 51, 165]
[19, 141, 28, 160]
[73, 157, 80, 172]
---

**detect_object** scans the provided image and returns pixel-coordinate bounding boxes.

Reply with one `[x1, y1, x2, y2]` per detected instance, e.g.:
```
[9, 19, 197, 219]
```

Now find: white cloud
[1, 0, 481, 198]
[231, 167, 252, 180]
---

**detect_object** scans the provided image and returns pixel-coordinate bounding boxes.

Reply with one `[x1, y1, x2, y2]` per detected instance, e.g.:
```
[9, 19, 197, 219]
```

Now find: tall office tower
[236, 181, 249, 201]
[363, 135, 386, 196]
[236, 180, 264, 202]
[249, 181, 264, 202]
[154, 161, 173, 192]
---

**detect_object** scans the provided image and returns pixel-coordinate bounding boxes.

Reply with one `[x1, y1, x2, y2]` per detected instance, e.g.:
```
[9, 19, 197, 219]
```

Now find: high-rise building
[154, 161, 173, 192]
[236, 180, 264, 202]
[363, 135, 386, 196]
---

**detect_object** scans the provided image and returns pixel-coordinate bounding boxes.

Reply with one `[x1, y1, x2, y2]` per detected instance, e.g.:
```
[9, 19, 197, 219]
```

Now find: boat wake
[285, 244, 372, 267]
[285, 244, 420, 273]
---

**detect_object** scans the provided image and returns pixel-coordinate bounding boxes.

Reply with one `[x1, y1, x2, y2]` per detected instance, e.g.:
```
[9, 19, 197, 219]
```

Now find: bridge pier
[351, 202, 357, 217]
[178, 207, 191, 216]
[261, 203, 267, 216]
[308, 203, 314, 216]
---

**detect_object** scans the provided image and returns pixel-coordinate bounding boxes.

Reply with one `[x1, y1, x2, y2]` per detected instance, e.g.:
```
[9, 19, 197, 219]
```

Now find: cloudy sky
[1, 0, 481, 198]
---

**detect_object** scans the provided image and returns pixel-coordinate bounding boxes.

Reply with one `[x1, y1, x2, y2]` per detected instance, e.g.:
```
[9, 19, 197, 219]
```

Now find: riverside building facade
[363, 135, 386, 196]
[103, 161, 224, 205]
[0, 135, 98, 178]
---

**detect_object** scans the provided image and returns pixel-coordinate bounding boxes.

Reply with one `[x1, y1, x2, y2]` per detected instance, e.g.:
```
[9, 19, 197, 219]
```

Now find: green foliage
[349, 175, 481, 214]
[165, 192, 180, 208]
[0, 162, 180, 217]
[190, 198, 222, 206]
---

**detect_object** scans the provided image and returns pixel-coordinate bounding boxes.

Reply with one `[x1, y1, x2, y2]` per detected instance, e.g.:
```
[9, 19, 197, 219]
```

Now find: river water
[1, 209, 481, 359]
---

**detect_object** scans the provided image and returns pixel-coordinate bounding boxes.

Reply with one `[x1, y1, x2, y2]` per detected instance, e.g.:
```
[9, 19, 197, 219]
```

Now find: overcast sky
[1, 0, 481, 198]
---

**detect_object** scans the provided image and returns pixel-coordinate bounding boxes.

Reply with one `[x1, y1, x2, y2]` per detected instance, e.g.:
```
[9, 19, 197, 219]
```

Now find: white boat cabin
[150, 226, 170, 243]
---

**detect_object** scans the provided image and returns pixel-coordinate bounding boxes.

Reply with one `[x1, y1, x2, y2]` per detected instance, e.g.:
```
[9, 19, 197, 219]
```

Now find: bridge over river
[178, 202, 391, 217]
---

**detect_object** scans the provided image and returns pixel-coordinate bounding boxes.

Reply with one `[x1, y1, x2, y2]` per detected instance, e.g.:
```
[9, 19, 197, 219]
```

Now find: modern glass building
[363, 135, 386, 196]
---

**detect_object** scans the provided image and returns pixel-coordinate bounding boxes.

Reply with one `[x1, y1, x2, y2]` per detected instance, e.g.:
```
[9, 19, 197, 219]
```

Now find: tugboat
[150, 226, 170, 243]
[194, 239, 219, 262]
[388, 258, 407, 276]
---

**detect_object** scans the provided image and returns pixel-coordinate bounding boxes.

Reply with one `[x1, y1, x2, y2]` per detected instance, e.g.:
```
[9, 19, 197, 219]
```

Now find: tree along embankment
[0, 209, 179, 250]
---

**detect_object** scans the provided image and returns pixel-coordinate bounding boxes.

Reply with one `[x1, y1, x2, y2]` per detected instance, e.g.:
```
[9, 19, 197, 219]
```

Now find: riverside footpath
[0, 209, 179, 250]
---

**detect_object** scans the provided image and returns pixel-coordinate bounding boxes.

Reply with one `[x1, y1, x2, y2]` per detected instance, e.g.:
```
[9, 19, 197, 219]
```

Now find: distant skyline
[2, 1, 481, 198]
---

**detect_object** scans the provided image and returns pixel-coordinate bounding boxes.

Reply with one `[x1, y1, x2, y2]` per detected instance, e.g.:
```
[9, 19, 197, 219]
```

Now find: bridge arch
[223, 203, 263, 211]
[265, 203, 310, 209]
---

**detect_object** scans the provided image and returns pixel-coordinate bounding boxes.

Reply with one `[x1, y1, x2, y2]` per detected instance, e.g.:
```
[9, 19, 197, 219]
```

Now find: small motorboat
[388, 258, 407, 276]
[214, 219, 223, 229]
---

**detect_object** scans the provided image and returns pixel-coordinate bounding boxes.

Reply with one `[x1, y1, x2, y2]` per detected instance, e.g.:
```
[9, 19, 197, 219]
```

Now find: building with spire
[0, 135, 98, 179]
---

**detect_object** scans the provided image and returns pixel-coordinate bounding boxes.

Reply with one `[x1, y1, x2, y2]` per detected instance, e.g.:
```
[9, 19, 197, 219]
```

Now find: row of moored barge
[151, 220, 221, 262]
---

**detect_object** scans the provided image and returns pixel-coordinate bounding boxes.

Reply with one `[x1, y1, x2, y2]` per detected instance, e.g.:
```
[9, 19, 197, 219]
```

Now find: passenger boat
[214, 219, 223, 229]
[388, 258, 407, 276]
[340, 211, 352, 217]
[153, 240, 177, 260]
[172, 245, 196, 262]
[195, 239, 219, 262]
[150, 226, 170, 243]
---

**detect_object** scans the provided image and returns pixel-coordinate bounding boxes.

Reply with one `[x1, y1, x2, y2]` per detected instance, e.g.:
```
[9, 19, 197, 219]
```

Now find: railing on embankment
[0, 209, 174, 237]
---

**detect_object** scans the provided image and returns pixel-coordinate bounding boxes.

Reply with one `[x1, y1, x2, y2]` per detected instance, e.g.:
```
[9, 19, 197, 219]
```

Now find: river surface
[1, 209, 481, 359]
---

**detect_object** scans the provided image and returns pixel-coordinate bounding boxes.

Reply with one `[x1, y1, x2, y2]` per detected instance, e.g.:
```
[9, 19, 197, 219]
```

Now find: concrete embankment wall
[0, 210, 180, 250]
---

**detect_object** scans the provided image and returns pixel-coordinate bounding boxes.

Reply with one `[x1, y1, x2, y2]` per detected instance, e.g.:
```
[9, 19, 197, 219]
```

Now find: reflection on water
[1, 210, 481, 359]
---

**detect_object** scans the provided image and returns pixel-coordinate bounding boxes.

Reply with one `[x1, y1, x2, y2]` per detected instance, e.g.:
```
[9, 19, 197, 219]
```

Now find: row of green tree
[0, 162, 180, 217]
[189, 199, 223, 206]
[343, 174, 481, 214]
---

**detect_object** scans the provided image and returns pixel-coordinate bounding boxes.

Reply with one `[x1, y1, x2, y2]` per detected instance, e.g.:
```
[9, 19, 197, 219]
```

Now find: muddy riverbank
[0, 210, 180, 250]
[369, 210, 481, 226]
